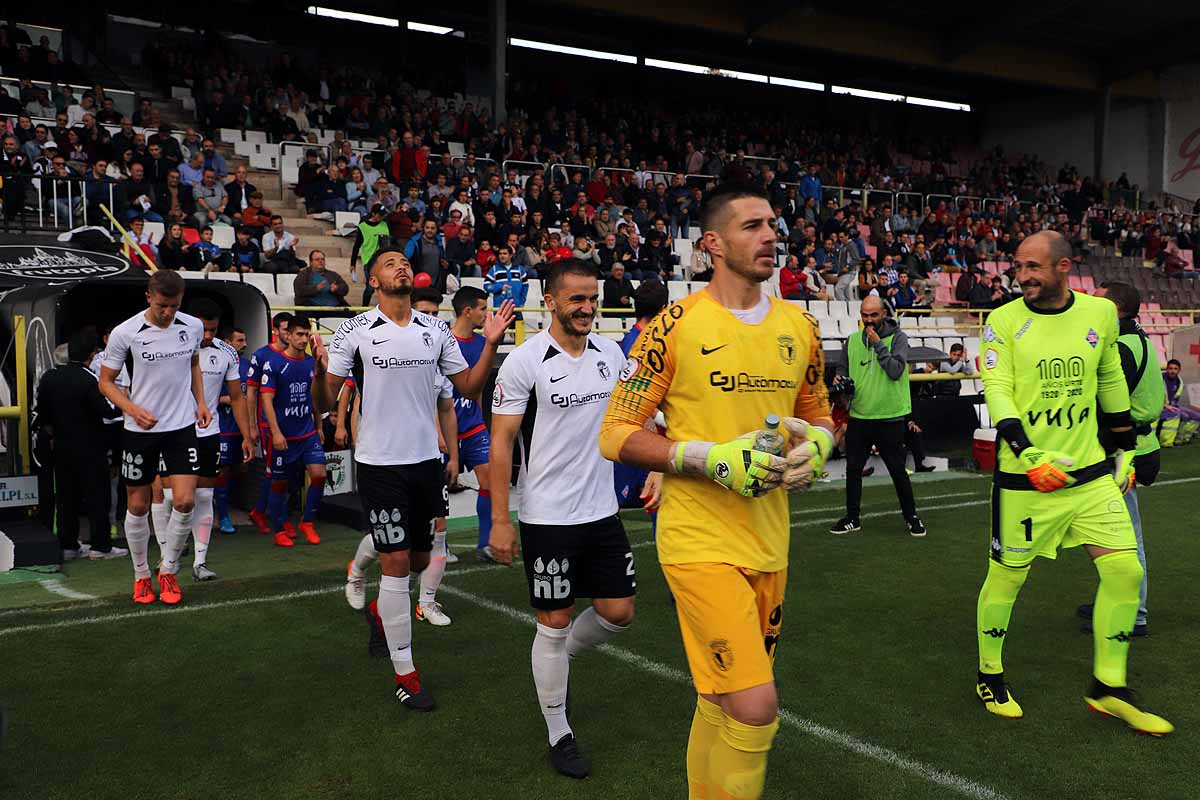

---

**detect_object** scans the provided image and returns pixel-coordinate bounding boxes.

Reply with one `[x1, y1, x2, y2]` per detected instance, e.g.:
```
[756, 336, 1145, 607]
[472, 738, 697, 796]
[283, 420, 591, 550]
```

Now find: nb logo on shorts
[531, 557, 571, 600]
[122, 452, 145, 481]
[370, 507, 405, 546]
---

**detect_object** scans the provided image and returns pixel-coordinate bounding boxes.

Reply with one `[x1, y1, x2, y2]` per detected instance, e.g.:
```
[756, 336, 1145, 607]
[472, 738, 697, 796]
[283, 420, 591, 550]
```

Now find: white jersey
[197, 340, 241, 437]
[90, 351, 129, 389]
[102, 310, 203, 433]
[328, 306, 468, 466]
[492, 330, 623, 525]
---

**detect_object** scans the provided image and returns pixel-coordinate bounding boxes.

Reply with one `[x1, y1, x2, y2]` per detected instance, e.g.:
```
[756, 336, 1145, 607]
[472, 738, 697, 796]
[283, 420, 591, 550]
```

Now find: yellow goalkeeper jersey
[600, 290, 831, 572]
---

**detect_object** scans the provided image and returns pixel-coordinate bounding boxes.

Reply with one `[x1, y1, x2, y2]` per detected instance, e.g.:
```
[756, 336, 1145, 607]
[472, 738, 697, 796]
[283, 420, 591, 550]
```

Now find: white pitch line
[434, 582, 1013, 800]
[790, 490, 982, 517]
[38, 579, 98, 601]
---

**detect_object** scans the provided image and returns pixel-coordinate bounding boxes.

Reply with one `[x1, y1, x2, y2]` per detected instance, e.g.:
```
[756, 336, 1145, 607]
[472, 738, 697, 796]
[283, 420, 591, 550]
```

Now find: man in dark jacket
[35, 331, 125, 559]
[602, 262, 636, 317]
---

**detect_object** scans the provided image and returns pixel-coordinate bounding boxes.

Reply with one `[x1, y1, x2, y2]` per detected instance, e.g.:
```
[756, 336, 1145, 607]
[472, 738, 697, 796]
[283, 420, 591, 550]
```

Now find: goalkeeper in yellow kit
[976, 230, 1171, 735]
[600, 183, 834, 799]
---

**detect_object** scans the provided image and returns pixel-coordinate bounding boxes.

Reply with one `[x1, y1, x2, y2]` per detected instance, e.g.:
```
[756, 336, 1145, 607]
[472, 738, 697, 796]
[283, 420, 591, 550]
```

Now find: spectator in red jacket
[780, 255, 808, 300]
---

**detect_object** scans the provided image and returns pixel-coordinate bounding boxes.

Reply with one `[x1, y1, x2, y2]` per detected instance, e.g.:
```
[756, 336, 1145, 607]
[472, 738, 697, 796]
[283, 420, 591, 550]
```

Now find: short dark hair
[289, 315, 311, 331]
[272, 312, 293, 330]
[412, 287, 443, 307]
[270, 214, 283, 223]
[128, 215, 144, 225]
[1167, 358, 1181, 368]
[633, 280, 669, 320]
[189, 298, 221, 322]
[68, 330, 97, 363]
[227, 326, 247, 338]
[147, 268, 184, 298]
[453, 286, 488, 316]
[544, 258, 600, 294]
[1099, 280, 1141, 318]
[699, 182, 770, 233]
[949, 342, 964, 353]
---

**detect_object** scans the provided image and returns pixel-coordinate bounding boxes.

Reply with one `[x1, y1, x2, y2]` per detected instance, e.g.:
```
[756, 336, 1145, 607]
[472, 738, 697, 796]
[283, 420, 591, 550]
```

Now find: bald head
[1014, 230, 1072, 310]
[860, 294, 888, 329]
[861, 295, 885, 315]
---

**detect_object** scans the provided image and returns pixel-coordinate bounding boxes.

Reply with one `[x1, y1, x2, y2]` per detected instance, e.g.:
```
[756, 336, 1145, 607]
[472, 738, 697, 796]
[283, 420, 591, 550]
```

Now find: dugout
[0, 236, 271, 570]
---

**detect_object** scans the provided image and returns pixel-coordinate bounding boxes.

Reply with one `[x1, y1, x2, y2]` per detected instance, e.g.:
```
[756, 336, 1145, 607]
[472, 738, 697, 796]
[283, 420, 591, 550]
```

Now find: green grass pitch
[2, 449, 1197, 800]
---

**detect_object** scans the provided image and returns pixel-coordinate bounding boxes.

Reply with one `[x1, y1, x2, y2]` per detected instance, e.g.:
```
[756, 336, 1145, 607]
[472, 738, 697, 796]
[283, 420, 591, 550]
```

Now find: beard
[554, 306, 592, 336]
[378, 278, 412, 297]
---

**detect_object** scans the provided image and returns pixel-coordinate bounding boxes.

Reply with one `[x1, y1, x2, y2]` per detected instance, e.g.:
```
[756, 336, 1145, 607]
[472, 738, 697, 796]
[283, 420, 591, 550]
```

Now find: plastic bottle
[754, 413, 786, 456]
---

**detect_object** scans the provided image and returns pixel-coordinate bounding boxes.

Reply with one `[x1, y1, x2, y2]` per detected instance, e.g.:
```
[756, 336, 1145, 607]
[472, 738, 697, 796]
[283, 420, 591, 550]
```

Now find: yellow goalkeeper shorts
[662, 562, 785, 696]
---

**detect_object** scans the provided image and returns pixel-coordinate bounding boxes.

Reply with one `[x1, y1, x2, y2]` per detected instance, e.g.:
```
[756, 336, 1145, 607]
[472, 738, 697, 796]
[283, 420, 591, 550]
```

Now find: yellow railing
[99, 203, 157, 272]
[0, 315, 31, 471]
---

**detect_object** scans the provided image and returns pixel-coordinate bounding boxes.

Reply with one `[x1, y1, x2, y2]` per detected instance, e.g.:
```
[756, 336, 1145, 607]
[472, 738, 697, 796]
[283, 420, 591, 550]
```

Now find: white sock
[419, 532, 448, 605]
[192, 488, 215, 567]
[566, 606, 628, 659]
[124, 511, 152, 580]
[349, 534, 377, 578]
[161, 506, 193, 575]
[151, 493, 172, 550]
[532, 623, 572, 745]
[379, 575, 415, 675]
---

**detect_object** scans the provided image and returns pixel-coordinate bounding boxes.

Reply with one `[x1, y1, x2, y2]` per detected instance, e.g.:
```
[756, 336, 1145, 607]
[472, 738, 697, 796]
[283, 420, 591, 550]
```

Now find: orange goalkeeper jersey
[600, 290, 831, 572]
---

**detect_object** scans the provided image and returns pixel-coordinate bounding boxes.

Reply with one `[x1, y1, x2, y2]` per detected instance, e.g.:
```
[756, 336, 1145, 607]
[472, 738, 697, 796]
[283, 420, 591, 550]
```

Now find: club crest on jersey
[208, 353, 218, 365]
[1086, 328, 1099, 348]
[709, 639, 734, 672]
[492, 381, 505, 407]
[597, 360, 610, 381]
[777, 334, 796, 365]
[178, 329, 189, 343]
[422, 332, 433, 348]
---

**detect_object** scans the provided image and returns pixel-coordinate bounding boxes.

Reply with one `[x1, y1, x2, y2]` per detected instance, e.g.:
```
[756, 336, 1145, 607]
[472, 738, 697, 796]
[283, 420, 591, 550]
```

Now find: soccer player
[488, 259, 635, 780]
[182, 301, 254, 579]
[99, 269, 211, 605]
[312, 246, 512, 711]
[599, 184, 833, 799]
[215, 326, 251, 533]
[974, 230, 1171, 735]
[614, 280, 669, 513]
[259, 315, 325, 547]
[246, 312, 292, 536]
[1076, 282, 1165, 638]
[449, 285, 498, 561]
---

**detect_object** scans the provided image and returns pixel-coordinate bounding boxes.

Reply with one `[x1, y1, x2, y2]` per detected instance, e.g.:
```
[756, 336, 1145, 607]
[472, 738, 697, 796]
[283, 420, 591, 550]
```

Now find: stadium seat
[922, 336, 943, 351]
[828, 300, 850, 318]
[899, 316, 919, 329]
[846, 300, 862, 318]
[242, 273, 277, 298]
[668, 282, 690, 303]
[806, 300, 828, 316]
[249, 152, 279, 171]
[460, 277, 484, 291]
[219, 128, 243, 144]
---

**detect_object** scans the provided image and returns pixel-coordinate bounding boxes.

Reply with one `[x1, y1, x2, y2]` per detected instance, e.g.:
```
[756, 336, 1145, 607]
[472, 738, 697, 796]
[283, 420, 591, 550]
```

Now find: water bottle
[754, 414, 786, 456]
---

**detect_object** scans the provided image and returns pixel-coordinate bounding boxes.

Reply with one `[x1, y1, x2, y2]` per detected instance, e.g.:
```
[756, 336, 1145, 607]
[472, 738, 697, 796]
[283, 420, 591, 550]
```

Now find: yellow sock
[709, 715, 780, 800]
[687, 696, 725, 799]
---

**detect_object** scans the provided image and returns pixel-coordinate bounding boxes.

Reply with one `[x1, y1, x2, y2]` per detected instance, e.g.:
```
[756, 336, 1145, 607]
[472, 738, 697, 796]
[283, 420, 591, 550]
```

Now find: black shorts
[121, 427, 200, 486]
[519, 515, 636, 611]
[357, 459, 448, 554]
[192, 435, 221, 479]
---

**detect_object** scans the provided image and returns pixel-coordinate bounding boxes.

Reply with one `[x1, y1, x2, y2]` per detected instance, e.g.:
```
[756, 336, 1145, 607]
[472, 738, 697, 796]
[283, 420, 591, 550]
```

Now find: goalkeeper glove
[779, 417, 835, 491]
[1018, 447, 1075, 492]
[1112, 450, 1136, 495]
[671, 434, 786, 497]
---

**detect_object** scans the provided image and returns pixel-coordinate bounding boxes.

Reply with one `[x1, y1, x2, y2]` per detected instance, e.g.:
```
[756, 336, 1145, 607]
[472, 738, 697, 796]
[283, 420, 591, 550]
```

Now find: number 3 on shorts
[188, 447, 198, 465]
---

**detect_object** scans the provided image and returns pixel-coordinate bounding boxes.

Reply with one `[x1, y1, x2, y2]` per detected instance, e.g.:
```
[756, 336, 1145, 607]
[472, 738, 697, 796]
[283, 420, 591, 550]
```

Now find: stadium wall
[980, 94, 1155, 190]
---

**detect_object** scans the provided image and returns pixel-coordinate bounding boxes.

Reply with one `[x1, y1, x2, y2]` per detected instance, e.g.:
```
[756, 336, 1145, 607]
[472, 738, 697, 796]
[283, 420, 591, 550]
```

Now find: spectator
[475, 239, 497, 273]
[1161, 359, 1200, 426]
[83, 159, 114, 220]
[618, 230, 650, 280]
[154, 168, 195, 226]
[293, 250, 348, 307]
[603, 262, 636, 317]
[877, 255, 900, 292]
[572, 236, 601, 268]
[542, 232, 573, 266]
[1, 134, 33, 221]
[192, 225, 225, 272]
[295, 149, 325, 202]
[484, 246, 528, 310]
[594, 207, 617, 241]
[66, 93, 96, 128]
[691, 237, 714, 281]
[140, 142, 172, 184]
[310, 164, 349, 218]
[904, 241, 939, 300]
[645, 233, 675, 281]
[148, 125, 183, 166]
[857, 258, 880, 299]
[227, 226, 261, 273]
[241, 192, 275, 239]
[200, 139, 228, 179]
[349, 203, 393, 283]
[799, 163, 822, 203]
[125, 216, 158, 269]
[225, 165, 257, 222]
[449, 188, 475, 227]
[262, 215, 303, 273]
[157, 222, 191, 270]
[404, 218, 449, 290]
[830, 232, 860, 301]
[193, 168, 232, 228]
[445, 223, 479, 278]
[122, 162, 162, 223]
[180, 151, 205, 187]
[780, 255, 808, 300]
[888, 271, 922, 310]
[936, 342, 976, 394]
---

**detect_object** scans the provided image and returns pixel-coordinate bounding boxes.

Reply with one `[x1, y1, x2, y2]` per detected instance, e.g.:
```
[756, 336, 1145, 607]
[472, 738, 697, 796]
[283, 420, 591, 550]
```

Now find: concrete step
[295, 237, 351, 258]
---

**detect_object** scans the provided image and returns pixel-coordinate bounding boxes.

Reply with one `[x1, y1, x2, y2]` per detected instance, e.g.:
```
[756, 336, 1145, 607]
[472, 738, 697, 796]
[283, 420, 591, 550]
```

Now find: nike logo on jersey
[700, 344, 727, 355]
[549, 375, 567, 383]
[859, 359, 873, 366]
[372, 338, 390, 345]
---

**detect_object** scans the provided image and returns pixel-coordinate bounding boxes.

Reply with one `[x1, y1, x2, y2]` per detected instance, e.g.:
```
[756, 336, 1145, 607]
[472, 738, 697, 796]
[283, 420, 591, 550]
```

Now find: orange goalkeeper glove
[1018, 447, 1075, 492]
